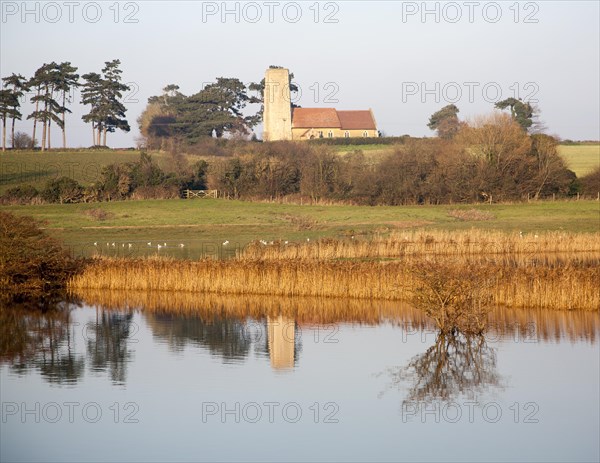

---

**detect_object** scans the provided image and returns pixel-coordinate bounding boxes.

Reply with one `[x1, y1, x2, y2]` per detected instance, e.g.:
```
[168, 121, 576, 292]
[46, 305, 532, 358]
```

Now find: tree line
[3, 114, 598, 206]
[0, 60, 130, 151]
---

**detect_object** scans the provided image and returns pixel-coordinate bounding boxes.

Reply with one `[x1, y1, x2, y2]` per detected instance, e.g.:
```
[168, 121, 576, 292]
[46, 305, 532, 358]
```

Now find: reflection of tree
[86, 311, 134, 384]
[147, 314, 253, 362]
[0, 305, 85, 385]
[382, 333, 502, 403]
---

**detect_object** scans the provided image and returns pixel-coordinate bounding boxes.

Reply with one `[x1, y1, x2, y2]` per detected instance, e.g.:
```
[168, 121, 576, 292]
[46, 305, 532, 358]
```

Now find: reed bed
[74, 289, 600, 343]
[238, 230, 600, 262]
[69, 254, 600, 311]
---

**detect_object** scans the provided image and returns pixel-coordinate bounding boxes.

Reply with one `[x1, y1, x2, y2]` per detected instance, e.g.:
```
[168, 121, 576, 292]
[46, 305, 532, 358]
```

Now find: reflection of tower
[267, 315, 295, 370]
[263, 68, 292, 141]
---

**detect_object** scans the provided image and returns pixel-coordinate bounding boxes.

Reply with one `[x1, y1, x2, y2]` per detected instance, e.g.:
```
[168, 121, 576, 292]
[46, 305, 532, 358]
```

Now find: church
[262, 67, 378, 141]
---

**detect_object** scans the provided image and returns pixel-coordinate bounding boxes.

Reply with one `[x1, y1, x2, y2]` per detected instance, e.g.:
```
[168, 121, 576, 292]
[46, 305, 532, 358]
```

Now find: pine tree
[54, 62, 79, 149]
[27, 63, 62, 151]
[1, 73, 29, 149]
[81, 60, 130, 147]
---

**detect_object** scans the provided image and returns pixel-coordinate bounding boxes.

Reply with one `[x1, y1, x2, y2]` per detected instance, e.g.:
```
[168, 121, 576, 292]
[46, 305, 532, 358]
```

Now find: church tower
[263, 67, 292, 141]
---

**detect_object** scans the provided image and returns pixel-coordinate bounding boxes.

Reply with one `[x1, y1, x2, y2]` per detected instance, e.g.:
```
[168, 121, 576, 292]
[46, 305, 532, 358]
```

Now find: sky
[1, 0, 599, 147]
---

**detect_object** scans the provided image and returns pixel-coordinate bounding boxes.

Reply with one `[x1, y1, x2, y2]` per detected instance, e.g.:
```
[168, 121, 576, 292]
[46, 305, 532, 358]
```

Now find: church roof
[337, 110, 377, 130]
[292, 108, 340, 128]
[292, 108, 376, 130]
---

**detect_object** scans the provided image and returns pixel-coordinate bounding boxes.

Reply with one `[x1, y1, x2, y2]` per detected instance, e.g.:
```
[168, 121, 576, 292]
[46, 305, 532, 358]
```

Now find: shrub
[82, 208, 114, 221]
[11, 131, 37, 149]
[579, 167, 600, 197]
[41, 176, 84, 203]
[0, 212, 80, 305]
[1, 185, 39, 205]
[130, 184, 180, 200]
[408, 260, 495, 335]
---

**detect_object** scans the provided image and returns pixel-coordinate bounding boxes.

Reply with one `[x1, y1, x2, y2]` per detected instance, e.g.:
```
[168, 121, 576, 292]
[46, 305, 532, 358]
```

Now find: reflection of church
[267, 315, 296, 370]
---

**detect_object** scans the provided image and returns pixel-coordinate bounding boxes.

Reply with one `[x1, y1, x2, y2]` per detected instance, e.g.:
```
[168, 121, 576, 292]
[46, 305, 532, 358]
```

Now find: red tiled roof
[337, 110, 377, 130]
[292, 108, 376, 130]
[292, 108, 340, 128]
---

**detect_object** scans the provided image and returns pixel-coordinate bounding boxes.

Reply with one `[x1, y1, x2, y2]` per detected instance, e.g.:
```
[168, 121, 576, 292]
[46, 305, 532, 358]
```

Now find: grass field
[0, 149, 174, 194]
[558, 145, 600, 177]
[2, 198, 598, 259]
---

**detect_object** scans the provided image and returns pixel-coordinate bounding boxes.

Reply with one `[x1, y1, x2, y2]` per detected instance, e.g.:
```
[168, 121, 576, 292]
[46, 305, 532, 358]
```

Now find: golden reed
[69, 254, 600, 312]
[238, 230, 600, 261]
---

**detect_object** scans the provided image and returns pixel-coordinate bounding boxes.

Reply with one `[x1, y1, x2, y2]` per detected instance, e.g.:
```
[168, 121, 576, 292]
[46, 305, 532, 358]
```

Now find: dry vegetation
[69, 230, 600, 313]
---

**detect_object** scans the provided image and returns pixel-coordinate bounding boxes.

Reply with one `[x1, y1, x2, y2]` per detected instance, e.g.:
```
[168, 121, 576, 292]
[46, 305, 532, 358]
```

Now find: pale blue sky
[1, 1, 599, 147]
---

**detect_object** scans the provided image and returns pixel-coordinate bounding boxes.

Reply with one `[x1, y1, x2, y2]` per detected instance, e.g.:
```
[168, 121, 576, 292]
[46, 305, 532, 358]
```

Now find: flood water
[1, 294, 598, 462]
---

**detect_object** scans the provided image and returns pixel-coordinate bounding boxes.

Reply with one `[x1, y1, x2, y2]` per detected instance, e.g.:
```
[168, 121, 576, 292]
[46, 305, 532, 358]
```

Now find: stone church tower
[263, 67, 292, 141]
[262, 66, 378, 141]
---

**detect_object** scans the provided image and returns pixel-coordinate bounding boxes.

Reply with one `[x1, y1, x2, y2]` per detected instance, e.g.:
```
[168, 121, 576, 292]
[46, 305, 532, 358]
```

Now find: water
[1, 297, 598, 462]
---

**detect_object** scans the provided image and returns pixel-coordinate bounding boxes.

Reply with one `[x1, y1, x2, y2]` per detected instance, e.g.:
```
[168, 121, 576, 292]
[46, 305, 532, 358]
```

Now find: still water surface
[1, 295, 598, 462]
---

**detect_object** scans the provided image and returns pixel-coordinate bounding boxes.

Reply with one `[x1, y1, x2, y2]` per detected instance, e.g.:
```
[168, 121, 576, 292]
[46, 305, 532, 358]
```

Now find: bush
[579, 167, 600, 197]
[307, 136, 410, 146]
[82, 208, 114, 221]
[41, 176, 84, 203]
[11, 131, 37, 149]
[1, 185, 39, 205]
[130, 184, 180, 200]
[0, 212, 80, 306]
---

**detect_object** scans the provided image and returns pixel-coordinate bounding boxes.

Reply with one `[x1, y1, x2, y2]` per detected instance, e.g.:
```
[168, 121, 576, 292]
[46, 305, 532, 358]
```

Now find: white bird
[106, 242, 109, 247]
[223, 240, 229, 246]
[306, 238, 310, 242]
[259, 240, 267, 245]
[128, 243, 132, 248]
[157, 244, 163, 249]
[111, 242, 115, 247]
[122, 243, 125, 248]
[534, 234, 539, 239]
[179, 243, 185, 248]
[284, 241, 288, 245]
[93, 242, 97, 246]
[147, 242, 152, 246]
[163, 242, 167, 247]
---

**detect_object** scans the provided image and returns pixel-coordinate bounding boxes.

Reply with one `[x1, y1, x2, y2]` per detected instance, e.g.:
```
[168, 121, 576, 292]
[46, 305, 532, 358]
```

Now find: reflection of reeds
[74, 289, 599, 343]
[69, 255, 599, 310]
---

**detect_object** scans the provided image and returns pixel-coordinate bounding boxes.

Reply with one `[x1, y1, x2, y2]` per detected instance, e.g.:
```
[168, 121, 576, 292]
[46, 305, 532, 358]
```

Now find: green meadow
[558, 144, 600, 177]
[2, 198, 598, 259]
